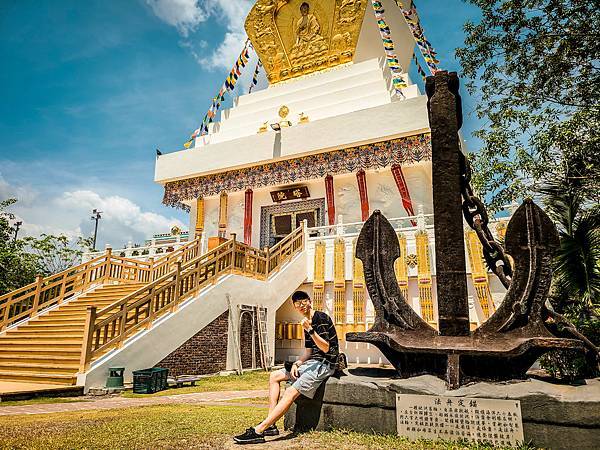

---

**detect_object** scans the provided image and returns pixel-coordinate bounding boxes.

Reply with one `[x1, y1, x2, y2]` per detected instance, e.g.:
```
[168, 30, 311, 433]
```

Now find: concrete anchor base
[284, 369, 600, 450]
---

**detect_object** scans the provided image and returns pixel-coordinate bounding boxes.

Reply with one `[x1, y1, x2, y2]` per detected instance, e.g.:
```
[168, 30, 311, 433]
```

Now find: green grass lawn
[122, 370, 271, 398]
[0, 404, 536, 450]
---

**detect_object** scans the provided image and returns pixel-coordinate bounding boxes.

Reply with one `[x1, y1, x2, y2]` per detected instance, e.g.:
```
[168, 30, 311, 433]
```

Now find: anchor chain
[459, 154, 513, 289]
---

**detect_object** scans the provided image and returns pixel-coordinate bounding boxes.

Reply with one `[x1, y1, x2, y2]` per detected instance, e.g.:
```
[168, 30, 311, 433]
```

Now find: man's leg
[255, 386, 301, 434]
[268, 370, 289, 414]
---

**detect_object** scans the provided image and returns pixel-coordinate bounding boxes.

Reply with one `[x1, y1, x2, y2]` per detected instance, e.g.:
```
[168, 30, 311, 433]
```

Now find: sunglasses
[293, 299, 310, 305]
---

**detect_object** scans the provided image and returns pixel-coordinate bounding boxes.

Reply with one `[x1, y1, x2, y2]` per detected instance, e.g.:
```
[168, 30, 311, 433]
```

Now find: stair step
[0, 371, 76, 385]
[33, 316, 87, 323]
[0, 347, 80, 355]
[0, 339, 82, 346]
[4, 332, 84, 339]
[82, 292, 140, 298]
[18, 323, 83, 331]
[59, 302, 118, 309]
[40, 311, 89, 318]
[0, 362, 79, 374]
[0, 354, 80, 363]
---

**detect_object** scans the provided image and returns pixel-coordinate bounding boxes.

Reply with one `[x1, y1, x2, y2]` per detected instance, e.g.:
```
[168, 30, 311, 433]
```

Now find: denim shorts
[281, 359, 336, 399]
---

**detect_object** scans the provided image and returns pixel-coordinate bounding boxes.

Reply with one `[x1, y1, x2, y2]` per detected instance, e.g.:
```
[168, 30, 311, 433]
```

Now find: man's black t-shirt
[304, 311, 339, 365]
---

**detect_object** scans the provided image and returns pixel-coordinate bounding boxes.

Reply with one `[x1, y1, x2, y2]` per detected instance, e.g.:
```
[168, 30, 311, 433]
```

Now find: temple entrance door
[260, 198, 325, 248]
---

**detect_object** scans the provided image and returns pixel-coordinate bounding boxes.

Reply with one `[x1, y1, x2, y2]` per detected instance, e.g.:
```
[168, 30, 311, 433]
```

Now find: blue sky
[0, 0, 481, 249]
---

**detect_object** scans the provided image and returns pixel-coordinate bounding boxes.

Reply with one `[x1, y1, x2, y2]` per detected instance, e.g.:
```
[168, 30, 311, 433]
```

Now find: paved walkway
[0, 389, 269, 416]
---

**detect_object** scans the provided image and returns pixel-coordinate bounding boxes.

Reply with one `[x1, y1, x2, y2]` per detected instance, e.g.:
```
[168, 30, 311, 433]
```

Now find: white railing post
[417, 204, 426, 231]
[336, 214, 344, 236]
[200, 234, 207, 255]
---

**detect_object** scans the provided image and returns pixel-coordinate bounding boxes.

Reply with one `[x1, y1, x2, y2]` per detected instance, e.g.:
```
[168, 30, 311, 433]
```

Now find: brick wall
[155, 311, 229, 377]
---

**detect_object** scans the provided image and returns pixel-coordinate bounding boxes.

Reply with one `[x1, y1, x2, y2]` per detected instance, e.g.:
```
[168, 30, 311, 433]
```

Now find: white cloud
[146, 0, 254, 71]
[1, 175, 185, 250]
[145, 0, 209, 37]
[57, 190, 185, 248]
[199, 0, 254, 70]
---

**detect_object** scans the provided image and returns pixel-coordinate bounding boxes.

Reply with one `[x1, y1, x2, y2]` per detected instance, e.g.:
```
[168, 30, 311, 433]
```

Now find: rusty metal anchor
[346, 71, 584, 388]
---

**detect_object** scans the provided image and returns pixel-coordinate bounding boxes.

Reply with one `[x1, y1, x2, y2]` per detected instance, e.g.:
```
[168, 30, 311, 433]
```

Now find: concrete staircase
[0, 283, 144, 385]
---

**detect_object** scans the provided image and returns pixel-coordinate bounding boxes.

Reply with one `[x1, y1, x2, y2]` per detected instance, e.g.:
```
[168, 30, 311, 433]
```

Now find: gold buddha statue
[290, 2, 328, 61]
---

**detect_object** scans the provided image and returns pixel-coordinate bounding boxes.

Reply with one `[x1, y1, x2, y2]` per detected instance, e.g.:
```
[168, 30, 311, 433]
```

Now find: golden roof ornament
[245, 0, 367, 84]
[278, 105, 290, 118]
[258, 121, 269, 133]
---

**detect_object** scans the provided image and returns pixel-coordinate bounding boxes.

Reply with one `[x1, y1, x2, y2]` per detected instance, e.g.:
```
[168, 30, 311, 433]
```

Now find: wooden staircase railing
[147, 238, 202, 281]
[79, 225, 305, 372]
[0, 237, 203, 332]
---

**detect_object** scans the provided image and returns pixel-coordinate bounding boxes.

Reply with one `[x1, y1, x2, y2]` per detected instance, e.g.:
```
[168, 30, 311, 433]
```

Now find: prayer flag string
[371, 0, 407, 95]
[183, 39, 252, 148]
[248, 60, 262, 94]
[413, 52, 427, 82]
[394, 0, 440, 74]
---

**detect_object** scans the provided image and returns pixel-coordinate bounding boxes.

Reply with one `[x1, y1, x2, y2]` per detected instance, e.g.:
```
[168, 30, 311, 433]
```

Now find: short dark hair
[291, 290, 310, 303]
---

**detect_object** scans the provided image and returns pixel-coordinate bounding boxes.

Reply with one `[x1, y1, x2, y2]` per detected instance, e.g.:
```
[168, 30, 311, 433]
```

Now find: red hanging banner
[325, 175, 335, 226]
[244, 188, 253, 245]
[357, 170, 370, 222]
[391, 164, 416, 226]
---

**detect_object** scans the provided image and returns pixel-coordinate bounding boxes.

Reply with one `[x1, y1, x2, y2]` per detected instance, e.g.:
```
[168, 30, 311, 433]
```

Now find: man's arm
[301, 317, 330, 353]
[296, 348, 311, 365]
[310, 328, 330, 353]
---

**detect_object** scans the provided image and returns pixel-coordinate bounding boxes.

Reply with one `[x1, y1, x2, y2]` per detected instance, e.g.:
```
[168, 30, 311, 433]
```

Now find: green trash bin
[132, 368, 169, 394]
[106, 367, 125, 388]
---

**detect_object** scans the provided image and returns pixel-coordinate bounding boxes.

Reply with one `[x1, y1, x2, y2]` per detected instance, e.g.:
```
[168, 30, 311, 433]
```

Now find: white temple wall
[334, 172, 362, 224]
[189, 163, 434, 249]
[228, 191, 245, 240]
[202, 196, 220, 241]
[403, 164, 434, 214]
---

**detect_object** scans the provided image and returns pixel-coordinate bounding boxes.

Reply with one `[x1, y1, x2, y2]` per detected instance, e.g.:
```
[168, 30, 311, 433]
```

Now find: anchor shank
[426, 71, 470, 336]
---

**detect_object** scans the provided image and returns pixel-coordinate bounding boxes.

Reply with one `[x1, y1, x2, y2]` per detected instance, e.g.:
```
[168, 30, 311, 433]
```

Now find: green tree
[0, 199, 38, 295]
[456, 0, 600, 210]
[23, 234, 94, 276]
[1, 199, 95, 295]
[457, 0, 600, 378]
[537, 156, 600, 378]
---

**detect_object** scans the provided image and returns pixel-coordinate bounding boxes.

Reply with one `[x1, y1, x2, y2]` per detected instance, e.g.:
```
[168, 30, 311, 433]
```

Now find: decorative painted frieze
[163, 134, 431, 210]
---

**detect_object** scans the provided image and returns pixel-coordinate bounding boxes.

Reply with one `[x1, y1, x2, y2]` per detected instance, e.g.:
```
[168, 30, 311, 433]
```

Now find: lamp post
[91, 209, 102, 251]
[13, 221, 22, 243]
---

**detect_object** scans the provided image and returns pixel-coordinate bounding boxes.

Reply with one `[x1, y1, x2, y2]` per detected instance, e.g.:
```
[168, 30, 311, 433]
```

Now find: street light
[13, 221, 22, 243]
[91, 209, 102, 251]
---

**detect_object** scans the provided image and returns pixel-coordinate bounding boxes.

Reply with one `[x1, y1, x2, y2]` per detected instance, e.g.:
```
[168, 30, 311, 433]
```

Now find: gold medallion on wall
[245, 0, 367, 84]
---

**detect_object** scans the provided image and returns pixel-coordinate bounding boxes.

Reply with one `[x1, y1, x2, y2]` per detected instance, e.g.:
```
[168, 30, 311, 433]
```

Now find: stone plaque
[396, 394, 524, 447]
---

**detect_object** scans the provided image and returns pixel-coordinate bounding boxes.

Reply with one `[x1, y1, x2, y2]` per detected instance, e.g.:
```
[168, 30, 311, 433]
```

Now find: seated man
[233, 290, 339, 444]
